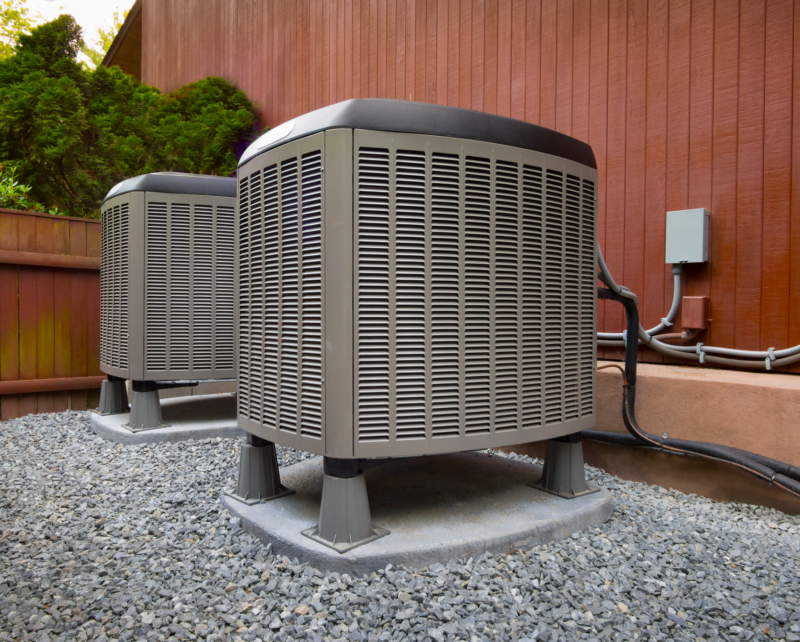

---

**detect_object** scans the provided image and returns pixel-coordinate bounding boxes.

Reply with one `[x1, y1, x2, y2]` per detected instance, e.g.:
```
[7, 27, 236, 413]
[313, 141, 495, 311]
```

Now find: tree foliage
[81, 8, 127, 68]
[0, 0, 33, 60]
[0, 15, 261, 217]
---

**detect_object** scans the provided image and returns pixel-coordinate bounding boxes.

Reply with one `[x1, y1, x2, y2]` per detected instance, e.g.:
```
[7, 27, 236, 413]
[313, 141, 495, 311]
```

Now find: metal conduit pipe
[598, 268, 683, 340]
[596, 242, 800, 370]
[590, 286, 800, 498]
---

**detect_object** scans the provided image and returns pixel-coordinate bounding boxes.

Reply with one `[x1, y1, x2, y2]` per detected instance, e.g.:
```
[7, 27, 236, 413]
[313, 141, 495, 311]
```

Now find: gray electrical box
[665, 208, 709, 264]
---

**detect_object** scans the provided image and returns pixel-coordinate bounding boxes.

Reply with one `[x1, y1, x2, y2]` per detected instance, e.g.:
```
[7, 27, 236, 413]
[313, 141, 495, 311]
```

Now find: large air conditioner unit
[98, 173, 237, 430]
[232, 99, 598, 552]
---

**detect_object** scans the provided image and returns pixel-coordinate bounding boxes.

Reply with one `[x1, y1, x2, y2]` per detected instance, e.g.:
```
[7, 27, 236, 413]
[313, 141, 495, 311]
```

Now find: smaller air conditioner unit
[98, 172, 237, 430]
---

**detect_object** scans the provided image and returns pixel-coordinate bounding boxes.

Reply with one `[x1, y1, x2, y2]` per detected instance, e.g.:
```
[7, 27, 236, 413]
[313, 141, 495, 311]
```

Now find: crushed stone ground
[1, 410, 799, 642]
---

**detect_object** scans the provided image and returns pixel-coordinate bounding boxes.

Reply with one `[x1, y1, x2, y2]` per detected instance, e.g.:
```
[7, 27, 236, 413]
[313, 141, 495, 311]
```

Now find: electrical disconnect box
[665, 208, 709, 264]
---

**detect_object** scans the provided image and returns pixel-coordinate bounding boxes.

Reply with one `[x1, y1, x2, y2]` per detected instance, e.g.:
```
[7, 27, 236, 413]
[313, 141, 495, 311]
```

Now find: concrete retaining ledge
[505, 361, 800, 516]
[224, 452, 614, 574]
[91, 393, 245, 444]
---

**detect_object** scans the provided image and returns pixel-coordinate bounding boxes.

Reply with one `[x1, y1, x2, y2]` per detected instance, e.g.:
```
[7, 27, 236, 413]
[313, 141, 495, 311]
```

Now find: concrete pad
[224, 452, 614, 574]
[91, 393, 245, 445]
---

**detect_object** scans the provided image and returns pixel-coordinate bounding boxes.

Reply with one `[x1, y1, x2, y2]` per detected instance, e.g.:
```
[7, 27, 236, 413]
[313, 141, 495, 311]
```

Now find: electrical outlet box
[682, 296, 709, 330]
[665, 208, 709, 264]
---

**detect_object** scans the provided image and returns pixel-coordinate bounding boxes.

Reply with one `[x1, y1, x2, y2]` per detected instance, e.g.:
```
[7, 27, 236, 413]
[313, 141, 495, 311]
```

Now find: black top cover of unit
[103, 172, 236, 203]
[239, 98, 597, 170]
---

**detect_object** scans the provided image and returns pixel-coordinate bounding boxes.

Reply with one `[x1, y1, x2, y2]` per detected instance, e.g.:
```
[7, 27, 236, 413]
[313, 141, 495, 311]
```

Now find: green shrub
[0, 15, 261, 218]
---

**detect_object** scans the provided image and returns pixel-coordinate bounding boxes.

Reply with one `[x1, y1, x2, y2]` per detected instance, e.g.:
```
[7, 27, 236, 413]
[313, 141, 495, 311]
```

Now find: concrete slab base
[91, 393, 245, 444]
[223, 452, 614, 574]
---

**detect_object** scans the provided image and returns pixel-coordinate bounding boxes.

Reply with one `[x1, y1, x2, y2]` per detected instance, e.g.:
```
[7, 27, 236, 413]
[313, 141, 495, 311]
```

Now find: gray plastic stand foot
[225, 436, 294, 505]
[529, 434, 599, 499]
[98, 377, 128, 415]
[303, 471, 389, 554]
[124, 386, 167, 432]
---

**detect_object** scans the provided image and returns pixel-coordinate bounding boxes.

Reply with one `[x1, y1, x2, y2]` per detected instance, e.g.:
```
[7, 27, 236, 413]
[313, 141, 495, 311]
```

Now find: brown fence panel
[0, 209, 102, 420]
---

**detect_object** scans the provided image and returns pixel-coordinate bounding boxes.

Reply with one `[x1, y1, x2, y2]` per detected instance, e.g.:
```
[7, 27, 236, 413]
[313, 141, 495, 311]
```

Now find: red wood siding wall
[143, 0, 800, 370]
[0, 210, 102, 419]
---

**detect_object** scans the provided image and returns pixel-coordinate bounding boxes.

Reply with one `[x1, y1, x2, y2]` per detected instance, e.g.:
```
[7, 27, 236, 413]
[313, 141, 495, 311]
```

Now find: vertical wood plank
[406, 0, 416, 100]
[589, 0, 609, 348]
[387, 0, 397, 99]
[68, 221, 86, 257]
[555, 0, 573, 135]
[86, 273, 101, 377]
[735, 0, 766, 351]
[54, 271, 71, 379]
[539, 0, 557, 129]
[36, 268, 55, 414]
[471, 0, 484, 111]
[624, 0, 647, 322]
[18, 266, 37, 417]
[448, 0, 460, 106]
[510, 0, 526, 120]
[497, 0, 512, 117]
[70, 271, 88, 380]
[791, 0, 800, 367]
[336, 0, 345, 103]
[710, 0, 740, 351]
[483, 0, 498, 114]
[525, 0, 542, 124]
[394, 0, 404, 100]
[686, 0, 715, 312]
[377, 0, 387, 98]
[0, 212, 19, 250]
[426, 0, 437, 104]
[761, 0, 793, 352]
[437, 0, 449, 105]
[86, 222, 101, 259]
[415, 0, 427, 102]
[642, 0, 668, 363]
[603, 0, 628, 350]
[0, 264, 19, 420]
[459, 0, 472, 108]
[18, 215, 36, 252]
[664, 0, 691, 345]
[572, 0, 591, 143]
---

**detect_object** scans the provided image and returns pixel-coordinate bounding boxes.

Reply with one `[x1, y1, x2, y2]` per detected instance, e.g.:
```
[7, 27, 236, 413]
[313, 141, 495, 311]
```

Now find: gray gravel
[1, 410, 799, 642]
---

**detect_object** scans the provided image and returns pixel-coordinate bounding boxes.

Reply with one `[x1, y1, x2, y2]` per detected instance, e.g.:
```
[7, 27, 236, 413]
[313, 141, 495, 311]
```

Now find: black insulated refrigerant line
[583, 284, 800, 499]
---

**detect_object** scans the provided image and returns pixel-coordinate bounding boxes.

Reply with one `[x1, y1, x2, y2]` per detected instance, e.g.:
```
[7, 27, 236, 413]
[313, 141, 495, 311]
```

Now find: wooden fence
[0, 209, 103, 420]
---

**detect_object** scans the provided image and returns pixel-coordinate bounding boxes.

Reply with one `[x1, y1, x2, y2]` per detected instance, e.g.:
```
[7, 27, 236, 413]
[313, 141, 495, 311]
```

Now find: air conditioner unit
[232, 99, 598, 552]
[98, 172, 237, 430]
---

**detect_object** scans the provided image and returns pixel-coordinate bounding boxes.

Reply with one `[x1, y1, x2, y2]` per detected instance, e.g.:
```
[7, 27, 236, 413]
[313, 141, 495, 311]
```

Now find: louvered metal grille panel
[300, 150, 323, 439]
[145, 203, 168, 371]
[143, 198, 236, 378]
[580, 179, 597, 416]
[100, 202, 130, 371]
[354, 132, 596, 454]
[237, 135, 325, 447]
[355, 147, 391, 442]
[430, 153, 461, 438]
[215, 206, 236, 370]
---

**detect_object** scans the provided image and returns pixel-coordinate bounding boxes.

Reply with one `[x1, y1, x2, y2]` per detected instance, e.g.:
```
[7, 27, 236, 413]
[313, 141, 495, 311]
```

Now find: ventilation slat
[356, 147, 391, 442]
[430, 152, 461, 438]
[300, 150, 323, 439]
[464, 156, 491, 436]
[100, 203, 130, 371]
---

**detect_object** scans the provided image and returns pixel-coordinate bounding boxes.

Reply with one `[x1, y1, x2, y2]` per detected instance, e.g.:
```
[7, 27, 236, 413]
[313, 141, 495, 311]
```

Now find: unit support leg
[98, 375, 128, 415]
[123, 381, 167, 432]
[529, 433, 599, 499]
[225, 434, 294, 504]
[302, 457, 389, 554]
